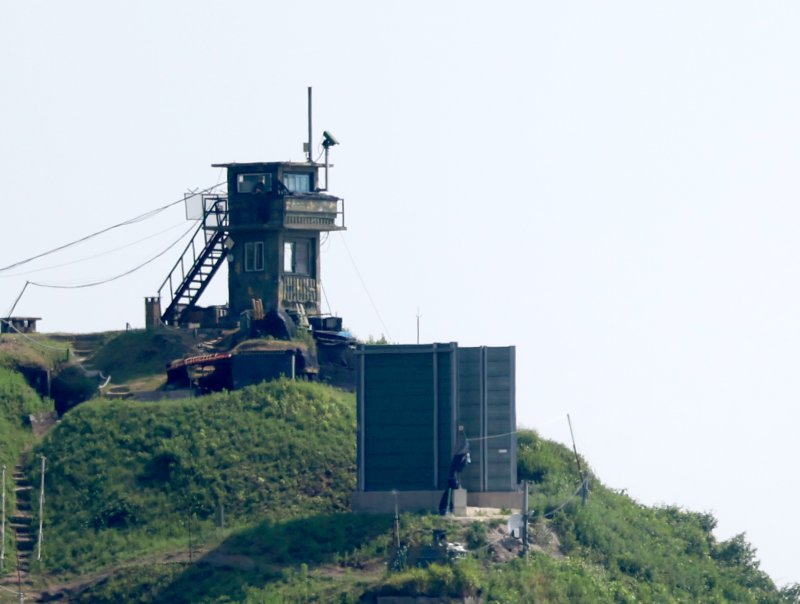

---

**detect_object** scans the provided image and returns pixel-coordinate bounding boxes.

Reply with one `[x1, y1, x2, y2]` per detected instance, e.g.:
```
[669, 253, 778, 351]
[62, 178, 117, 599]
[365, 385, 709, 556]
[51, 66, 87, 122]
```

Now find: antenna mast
[307, 87, 313, 163]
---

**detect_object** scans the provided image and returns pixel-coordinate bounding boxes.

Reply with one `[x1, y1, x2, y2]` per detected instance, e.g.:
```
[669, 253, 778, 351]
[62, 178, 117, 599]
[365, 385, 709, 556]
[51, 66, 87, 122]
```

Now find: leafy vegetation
[28, 380, 356, 575]
[90, 329, 198, 382]
[0, 333, 67, 373]
[27, 410, 800, 602]
[0, 368, 50, 469]
[0, 367, 51, 573]
[0, 338, 794, 603]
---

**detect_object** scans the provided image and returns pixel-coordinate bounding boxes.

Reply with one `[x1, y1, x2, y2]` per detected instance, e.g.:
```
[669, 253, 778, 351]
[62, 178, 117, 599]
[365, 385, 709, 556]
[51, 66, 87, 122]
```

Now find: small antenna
[307, 87, 313, 163]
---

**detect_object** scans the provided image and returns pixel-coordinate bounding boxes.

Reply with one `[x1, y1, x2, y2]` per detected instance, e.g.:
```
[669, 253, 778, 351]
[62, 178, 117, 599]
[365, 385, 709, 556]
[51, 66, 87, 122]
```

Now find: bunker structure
[0, 317, 41, 334]
[352, 343, 521, 515]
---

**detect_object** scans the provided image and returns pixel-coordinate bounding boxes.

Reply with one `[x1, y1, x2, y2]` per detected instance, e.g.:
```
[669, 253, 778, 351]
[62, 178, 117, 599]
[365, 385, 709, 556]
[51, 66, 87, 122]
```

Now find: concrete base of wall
[466, 491, 522, 510]
[351, 490, 452, 515]
[351, 489, 521, 515]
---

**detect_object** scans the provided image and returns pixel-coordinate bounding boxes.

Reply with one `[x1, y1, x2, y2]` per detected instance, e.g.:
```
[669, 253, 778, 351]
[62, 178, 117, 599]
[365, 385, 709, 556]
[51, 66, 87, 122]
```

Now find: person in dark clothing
[438, 440, 471, 515]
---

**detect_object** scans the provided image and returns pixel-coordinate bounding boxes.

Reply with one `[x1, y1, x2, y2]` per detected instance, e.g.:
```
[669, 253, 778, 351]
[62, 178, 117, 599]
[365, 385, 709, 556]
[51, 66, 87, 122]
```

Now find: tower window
[283, 239, 312, 275]
[283, 173, 312, 193]
[245, 241, 264, 272]
[238, 173, 272, 194]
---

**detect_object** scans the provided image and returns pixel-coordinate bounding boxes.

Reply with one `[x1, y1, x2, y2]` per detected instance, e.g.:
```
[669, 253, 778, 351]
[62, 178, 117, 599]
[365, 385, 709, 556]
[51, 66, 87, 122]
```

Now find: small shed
[1, 317, 41, 334]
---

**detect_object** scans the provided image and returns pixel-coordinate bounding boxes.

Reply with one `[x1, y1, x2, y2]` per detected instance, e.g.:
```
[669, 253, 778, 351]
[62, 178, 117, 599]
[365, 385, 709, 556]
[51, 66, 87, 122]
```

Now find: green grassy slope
[2, 355, 792, 603]
[0, 368, 50, 471]
[28, 380, 355, 576]
[0, 367, 51, 574]
[351, 431, 796, 604]
[90, 329, 198, 382]
[0, 334, 67, 373]
[32, 414, 799, 603]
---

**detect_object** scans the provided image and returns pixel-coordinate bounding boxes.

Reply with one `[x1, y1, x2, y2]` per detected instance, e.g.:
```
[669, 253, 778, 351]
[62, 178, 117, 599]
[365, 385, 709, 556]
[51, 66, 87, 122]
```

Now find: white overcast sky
[2, 0, 799, 585]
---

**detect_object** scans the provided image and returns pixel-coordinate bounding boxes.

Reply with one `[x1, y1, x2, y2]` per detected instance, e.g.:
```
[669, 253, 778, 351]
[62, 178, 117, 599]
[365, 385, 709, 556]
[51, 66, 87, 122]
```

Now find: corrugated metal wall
[357, 343, 515, 493]
[358, 344, 456, 491]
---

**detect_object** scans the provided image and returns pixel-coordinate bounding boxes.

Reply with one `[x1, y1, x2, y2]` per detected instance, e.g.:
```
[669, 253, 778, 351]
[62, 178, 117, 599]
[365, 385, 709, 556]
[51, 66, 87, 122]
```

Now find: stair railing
[157, 196, 228, 323]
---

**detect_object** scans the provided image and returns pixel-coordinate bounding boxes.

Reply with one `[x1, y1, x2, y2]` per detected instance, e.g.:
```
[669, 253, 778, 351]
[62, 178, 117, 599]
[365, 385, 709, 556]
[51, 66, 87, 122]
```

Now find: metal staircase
[158, 196, 229, 325]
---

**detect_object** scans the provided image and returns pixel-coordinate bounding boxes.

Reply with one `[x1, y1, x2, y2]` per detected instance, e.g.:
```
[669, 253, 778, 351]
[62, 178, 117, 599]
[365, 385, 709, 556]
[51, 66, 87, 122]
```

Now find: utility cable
[542, 478, 589, 518]
[466, 429, 519, 443]
[467, 415, 581, 442]
[0, 319, 68, 353]
[27, 222, 196, 289]
[0, 220, 189, 279]
[0, 320, 110, 379]
[338, 233, 393, 342]
[3, 221, 195, 319]
[0, 182, 224, 274]
[320, 281, 333, 316]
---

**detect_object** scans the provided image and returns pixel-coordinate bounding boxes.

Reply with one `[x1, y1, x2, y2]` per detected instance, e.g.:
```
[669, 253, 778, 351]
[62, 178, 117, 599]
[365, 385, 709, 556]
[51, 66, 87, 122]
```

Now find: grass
[0, 333, 68, 372]
[90, 329, 199, 383]
[0, 338, 796, 603]
[0, 367, 51, 577]
[24, 413, 800, 602]
[27, 379, 356, 576]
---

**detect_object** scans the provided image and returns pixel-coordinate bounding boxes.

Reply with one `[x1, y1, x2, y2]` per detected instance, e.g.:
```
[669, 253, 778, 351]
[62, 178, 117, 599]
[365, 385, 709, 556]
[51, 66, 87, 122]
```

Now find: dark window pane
[238, 173, 272, 194]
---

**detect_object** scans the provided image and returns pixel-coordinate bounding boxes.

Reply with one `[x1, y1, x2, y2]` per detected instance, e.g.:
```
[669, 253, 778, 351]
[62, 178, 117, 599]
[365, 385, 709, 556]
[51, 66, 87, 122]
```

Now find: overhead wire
[338, 232, 393, 342]
[0, 319, 68, 352]
[27, 222, 197, 289]
[4, 221, 197, 318]
[0, 220, 189, 279]
[321, 281, 333, 316]
[542, 477, 590, 519]
[465, 429, 519, 443]
[0, 182, 224, 274]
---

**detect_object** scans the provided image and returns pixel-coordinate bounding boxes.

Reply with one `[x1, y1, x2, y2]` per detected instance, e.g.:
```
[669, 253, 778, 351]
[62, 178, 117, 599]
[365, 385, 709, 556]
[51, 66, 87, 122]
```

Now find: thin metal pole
[416, 308, 421, 344]
[566, 414, 583, 477]
[1, 464, 5, 571]
[37, 456, 45, 562]
[307, 87, 313, 163]
[324, 145, 330, 190]
[392, 490, 400, 548]
[566, 414, 588, 504]
[7, 281, 31, 320]
[522, 479, 529, 555]
[15, 529, 22, 603]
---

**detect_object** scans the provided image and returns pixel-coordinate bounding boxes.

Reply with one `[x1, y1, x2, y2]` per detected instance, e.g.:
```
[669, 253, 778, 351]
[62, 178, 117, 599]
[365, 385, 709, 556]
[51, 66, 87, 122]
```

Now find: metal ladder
[158, 196, 229, 325]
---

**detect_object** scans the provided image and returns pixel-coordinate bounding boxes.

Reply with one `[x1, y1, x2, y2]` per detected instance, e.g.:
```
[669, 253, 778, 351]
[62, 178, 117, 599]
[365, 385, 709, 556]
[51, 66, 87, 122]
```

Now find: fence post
[1, 464, 6, 571]
[37, 456, 45, 562]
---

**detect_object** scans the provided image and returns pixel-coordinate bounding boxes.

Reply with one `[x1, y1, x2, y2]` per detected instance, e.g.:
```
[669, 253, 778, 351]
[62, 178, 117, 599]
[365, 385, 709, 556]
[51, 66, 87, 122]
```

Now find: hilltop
[0, 332, 797, 603]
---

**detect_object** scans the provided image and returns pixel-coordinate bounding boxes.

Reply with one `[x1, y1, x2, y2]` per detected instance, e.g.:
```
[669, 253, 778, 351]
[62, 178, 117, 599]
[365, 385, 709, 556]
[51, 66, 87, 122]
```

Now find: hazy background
[1, 1, 798, 584]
